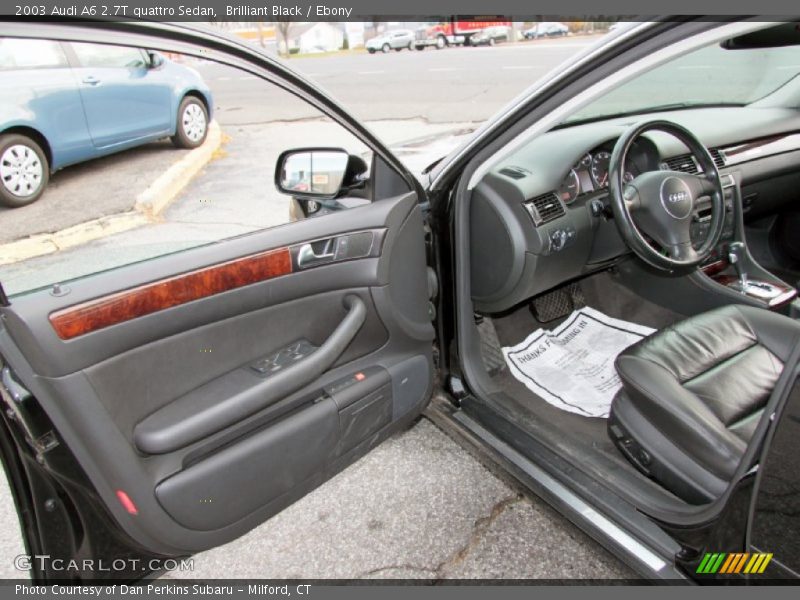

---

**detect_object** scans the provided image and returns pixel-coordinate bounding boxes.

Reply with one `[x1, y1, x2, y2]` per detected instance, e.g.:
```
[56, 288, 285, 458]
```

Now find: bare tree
[275, 20, 293, 56]
[256, 21, 266, 48]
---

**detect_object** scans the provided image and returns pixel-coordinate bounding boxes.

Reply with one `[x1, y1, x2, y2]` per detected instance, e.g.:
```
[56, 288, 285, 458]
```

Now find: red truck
[413, 18, 512, 49]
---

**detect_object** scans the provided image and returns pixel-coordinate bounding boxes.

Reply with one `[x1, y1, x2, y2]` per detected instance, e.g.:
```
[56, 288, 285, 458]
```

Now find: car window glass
[567, 42, 800, 123]
[0, 51, 381, 297]
[0, 39, 68, 70]
[71, 42, 147, 68]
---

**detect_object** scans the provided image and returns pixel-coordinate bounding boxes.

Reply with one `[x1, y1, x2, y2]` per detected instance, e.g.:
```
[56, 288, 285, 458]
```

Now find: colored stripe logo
[696, 552, 773, 574]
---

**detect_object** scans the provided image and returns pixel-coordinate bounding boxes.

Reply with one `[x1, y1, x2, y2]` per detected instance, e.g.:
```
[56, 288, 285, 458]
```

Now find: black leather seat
[608, 304, 800, 504]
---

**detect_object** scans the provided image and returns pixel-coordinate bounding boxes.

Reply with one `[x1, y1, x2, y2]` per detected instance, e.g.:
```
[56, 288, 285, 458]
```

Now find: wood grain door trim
[49, 247, 292, 340]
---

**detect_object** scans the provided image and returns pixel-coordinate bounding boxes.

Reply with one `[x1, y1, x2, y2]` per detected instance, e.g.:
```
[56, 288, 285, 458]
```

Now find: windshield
[566, 42, 800, 123]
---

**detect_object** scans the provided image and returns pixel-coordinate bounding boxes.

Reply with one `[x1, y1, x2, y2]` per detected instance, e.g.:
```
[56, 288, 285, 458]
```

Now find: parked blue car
[0, 38, 214, 207]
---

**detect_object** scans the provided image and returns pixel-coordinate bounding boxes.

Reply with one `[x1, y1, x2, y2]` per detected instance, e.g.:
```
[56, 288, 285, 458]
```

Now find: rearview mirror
[275, 148, 350, 200]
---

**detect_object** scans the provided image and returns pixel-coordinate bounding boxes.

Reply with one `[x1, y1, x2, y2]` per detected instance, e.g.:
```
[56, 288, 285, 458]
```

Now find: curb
[0, 121, 223, 267]
[0, 212, 149, 266]
[135, 120, 222, 218]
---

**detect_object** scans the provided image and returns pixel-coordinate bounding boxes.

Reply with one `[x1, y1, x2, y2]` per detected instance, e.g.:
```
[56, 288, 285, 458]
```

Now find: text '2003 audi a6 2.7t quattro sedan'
[0, 37, 213, 207]
[1, 18, 800, 584]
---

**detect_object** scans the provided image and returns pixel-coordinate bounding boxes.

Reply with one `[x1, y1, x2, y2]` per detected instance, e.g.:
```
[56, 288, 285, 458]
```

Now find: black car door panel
[0, 192, 434, 555]
[3, 192, 416, 376]
[157, 395, 342, 531]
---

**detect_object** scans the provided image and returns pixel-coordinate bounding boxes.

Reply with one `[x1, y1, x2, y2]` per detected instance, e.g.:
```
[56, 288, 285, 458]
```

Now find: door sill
[426, 397, 686, 581]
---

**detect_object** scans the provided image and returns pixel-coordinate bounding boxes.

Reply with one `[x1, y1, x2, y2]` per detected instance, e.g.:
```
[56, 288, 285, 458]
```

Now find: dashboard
[469, 106, 800, 313]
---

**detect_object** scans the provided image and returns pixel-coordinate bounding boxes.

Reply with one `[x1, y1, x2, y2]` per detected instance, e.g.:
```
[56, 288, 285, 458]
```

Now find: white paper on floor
[502, 307, 656, 418]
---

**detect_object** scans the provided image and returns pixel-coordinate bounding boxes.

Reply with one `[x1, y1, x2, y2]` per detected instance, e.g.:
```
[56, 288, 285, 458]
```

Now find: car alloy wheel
[382, 43, 390, 53]
[0, 143, 44, 199]
[182, 102, 207, 144]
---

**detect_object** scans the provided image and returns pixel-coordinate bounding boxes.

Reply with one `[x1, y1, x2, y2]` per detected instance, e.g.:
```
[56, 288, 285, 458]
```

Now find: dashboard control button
[548, 226, 576, 253]
[550, 229, 567, 251]
[250, 339, 317, 377]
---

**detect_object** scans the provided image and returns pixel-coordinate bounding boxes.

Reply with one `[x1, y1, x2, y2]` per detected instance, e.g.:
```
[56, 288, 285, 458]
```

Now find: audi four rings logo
[668, 192, 688, 203]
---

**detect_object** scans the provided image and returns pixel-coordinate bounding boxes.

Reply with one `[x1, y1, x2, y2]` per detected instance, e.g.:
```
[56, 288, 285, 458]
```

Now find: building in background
[344, 22, 365, 48]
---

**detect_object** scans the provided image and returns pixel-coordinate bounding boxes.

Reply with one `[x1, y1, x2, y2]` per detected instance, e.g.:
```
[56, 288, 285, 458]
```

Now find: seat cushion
[608, 304, 800, 503]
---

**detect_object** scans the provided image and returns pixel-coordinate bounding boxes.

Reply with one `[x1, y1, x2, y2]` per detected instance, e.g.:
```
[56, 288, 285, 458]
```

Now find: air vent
[523, 192, 565, 226]
[662, 148, 726, 174]
[710, 148, 726, 168]
[662, 154, 698, 173]
[499, 166, 531, 179]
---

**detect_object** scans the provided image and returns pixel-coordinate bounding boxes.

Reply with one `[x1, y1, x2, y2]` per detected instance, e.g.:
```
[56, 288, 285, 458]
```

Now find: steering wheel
[608, 120, 726, 271]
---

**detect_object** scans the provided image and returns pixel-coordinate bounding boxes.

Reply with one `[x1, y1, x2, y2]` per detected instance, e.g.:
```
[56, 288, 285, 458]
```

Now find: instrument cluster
[556, 140, 658, 205]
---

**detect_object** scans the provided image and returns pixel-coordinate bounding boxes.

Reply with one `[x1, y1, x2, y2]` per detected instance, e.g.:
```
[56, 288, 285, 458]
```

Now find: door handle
[82, 76, 101, 85]
[297, 241, 335, 268]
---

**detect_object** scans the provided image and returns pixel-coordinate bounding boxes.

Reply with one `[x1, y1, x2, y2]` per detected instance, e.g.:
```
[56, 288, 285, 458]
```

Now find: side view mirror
[147, 51, 165, 69]
[275, 148, 367, 200]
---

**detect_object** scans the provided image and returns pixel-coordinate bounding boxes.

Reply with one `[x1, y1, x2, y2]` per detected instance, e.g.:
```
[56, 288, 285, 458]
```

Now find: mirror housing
[275, 148, 367, 200]
[148, 51, 165, 69]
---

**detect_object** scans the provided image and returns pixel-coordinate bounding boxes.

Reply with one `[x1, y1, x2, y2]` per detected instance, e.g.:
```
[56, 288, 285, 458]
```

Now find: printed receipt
[502, 307, 655, 418]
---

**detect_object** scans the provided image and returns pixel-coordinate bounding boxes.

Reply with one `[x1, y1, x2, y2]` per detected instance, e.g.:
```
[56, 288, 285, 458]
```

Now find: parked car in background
[470, 26, 512, 46]
[523, 22, 570, 39]
[365, 29, 416, 54]
[0, 38, 213, 208]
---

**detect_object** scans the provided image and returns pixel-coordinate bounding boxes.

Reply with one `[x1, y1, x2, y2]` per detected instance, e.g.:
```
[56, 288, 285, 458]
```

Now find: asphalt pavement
[0, 35, 638, 581]
[0, 140, 193, 244]
[201, 37, 601, 124]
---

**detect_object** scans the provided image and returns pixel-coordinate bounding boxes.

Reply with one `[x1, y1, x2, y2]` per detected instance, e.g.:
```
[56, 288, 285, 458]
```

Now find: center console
[692, 173, 797, 311]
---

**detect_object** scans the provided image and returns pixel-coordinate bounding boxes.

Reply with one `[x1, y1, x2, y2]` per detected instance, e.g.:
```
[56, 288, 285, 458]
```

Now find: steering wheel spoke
[665, 242, 699, 264]
[687, 172, 717, 199]
[623, 184, 640, 211]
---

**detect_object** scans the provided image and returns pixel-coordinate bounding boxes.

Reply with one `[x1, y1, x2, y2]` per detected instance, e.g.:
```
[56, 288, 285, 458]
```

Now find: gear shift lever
[728, 241, 748, 291]
[714, 241, 792, 305]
